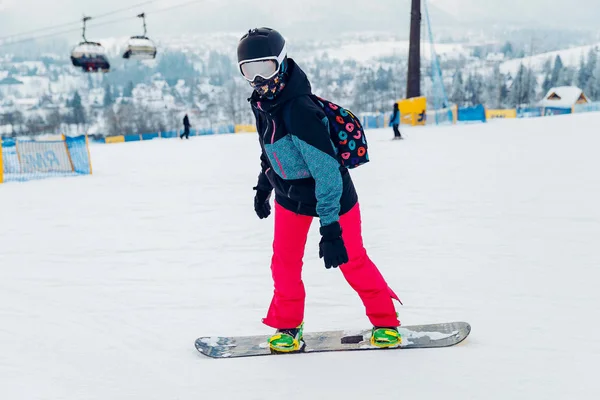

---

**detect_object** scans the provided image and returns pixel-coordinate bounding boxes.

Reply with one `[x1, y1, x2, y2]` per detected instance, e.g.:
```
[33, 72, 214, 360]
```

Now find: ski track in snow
[1, 113, 600, 399]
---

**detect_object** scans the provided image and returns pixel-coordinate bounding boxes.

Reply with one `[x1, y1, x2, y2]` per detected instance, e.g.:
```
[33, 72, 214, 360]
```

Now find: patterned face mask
[250, 72, 286, 99]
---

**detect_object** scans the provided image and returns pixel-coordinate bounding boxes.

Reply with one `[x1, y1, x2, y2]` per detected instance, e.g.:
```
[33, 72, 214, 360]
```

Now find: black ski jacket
[250, 59, 358, 227]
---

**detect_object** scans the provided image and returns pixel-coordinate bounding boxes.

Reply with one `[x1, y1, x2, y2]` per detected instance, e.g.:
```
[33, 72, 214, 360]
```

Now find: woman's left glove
[318, 222, 349, 269]
[253, 187, 271, 219]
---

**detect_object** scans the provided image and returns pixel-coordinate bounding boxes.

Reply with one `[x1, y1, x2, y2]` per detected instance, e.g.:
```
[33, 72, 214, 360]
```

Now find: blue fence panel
[141, 132, 160, 141]
[427, 108, 454, 125]
[1, 138, 16, 147]
[1, 140, 19, 174]
[197, 128, 214, 136]
[65, 135, 91, 174]
[457, 105, 486, 123]
[517, 107, 543, 118]
[160, 131, 178, 139]
[220, 125, 235, 134]
[574, 102, 600, 113]
[544, 107, 572, 116]
[361, 115, 384, 129]
[124, 134, 141, 142]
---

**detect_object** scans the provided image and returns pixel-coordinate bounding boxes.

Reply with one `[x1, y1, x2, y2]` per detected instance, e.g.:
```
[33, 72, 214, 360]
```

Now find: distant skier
[181, 114, 191, 139]
[389, 102, 403, 140]
[237, 27, 401, 353]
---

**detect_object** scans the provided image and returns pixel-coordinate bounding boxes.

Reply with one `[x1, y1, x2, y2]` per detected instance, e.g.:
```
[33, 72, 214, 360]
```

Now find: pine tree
[501, 41, 514, 58]
[585, 58, 600, 101]
[484, 65, 500, 108]
[104, 107, 120, 136]
[103, 84, 114, 107]
[524, 67, 538, 105]
[587, 47, 598, 74]
[541, 58, 553, 94]
[509, 64, 525, 107]
[558, 67, 575, 86]
[47, 110, 62, 133]
[450, 68, 465, 106]
[499, 78, 509, 108]
[374, 66, 391, 91]
[71, 91, 86, 126]
[550, 56, 564, 88]
[486, 64, 508, 108]
[583, 47, 598, 93]
[577, 53, 589, 89]
[509, 64, 537, 107]
[464, 73, 484, 106]
[124, 81, 135, 98]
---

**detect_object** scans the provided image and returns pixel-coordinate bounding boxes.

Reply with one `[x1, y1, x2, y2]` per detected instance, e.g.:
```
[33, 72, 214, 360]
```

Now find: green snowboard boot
[268, 322, 305, 353]
[371, 327, 402, 348]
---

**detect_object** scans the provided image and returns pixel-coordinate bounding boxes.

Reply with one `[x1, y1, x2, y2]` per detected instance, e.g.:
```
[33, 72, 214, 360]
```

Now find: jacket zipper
[258, 107, 299, 212]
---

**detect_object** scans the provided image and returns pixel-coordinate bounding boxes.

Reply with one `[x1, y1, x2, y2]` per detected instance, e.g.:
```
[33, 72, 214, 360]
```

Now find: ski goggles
[239, 43, 287, 82]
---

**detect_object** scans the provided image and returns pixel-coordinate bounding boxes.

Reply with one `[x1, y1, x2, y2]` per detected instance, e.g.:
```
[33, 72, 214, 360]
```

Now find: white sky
[0, 0, 599, 41]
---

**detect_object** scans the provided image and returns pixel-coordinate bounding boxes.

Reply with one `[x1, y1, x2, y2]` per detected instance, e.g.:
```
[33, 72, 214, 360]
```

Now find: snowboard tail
[195, 321, 470, 358]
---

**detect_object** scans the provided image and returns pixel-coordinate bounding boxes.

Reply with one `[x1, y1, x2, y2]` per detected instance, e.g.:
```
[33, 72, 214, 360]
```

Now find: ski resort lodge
[540, 86, 590, 108]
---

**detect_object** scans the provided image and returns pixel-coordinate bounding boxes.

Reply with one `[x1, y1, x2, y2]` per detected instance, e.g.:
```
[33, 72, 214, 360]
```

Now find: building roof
[540, 86, 589, 108]
[0, 76, 24, 85]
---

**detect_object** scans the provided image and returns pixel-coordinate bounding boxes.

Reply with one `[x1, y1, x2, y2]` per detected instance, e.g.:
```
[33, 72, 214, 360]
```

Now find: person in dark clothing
[237, 27, 401, 353]
[389, 103, 402, 140]
[181, 114, 191, 139]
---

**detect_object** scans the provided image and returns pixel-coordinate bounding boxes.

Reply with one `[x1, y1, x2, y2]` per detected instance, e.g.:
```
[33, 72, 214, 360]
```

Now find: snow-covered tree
[509, 64, 537, 107]
[550, 55, 564, 88]
[103, 84, 114, 107]
[449, 69, 465, 106]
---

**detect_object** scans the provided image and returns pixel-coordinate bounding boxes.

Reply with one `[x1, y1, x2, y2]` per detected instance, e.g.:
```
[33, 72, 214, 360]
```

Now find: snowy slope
[1, 113, 600, 399]
[302, 40, 468, 62]
[500, 42, 600, 75]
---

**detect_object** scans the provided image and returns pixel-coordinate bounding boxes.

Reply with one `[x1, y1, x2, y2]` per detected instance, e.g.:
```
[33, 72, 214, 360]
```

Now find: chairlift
[70, 16, 110, 73]
[123, 13, 157, 60]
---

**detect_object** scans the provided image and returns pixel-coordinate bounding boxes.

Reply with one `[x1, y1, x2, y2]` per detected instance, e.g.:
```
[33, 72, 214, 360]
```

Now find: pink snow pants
[262, 201, 401, 329]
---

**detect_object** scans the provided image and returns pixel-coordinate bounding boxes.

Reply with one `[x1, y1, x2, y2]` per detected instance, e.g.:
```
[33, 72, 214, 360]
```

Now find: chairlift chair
[70, 16, 110, 73]
[123, 13, 157, 60]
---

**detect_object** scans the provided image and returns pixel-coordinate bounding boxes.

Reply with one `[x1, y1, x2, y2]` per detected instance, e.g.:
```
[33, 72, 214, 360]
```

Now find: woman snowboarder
[237, 27, 401, 353]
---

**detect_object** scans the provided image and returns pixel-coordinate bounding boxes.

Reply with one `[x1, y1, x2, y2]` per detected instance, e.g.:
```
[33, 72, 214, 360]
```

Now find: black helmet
[237, 27, 287, 72]
[237, 27, 286, 63]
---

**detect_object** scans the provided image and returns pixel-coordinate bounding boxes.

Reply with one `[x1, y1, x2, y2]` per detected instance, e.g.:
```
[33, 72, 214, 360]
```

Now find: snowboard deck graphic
[195, 321, 470, 358]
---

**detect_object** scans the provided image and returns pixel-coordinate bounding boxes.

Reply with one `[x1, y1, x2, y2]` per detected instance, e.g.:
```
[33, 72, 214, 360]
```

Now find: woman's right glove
[253, 187, 272, 219]
[318, 222, 349, 269]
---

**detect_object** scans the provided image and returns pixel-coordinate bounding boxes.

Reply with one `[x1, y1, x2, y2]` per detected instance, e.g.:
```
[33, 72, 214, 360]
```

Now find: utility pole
[407, 0, 421, 98]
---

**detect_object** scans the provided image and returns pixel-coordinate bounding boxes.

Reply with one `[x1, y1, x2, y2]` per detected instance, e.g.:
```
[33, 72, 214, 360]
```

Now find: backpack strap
[281, 95, 325, 133]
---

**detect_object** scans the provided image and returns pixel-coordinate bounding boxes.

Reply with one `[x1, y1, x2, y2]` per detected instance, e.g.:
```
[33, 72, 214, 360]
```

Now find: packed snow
[1, 112, 600, 399]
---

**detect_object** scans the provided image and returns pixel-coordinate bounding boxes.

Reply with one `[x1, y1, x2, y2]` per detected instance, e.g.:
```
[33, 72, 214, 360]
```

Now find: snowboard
[195, 321, 470, 358]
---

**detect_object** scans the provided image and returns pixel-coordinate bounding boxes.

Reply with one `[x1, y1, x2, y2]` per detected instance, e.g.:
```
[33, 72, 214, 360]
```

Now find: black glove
[319, 222, 349, 269]
[253, 187, 271, 219]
